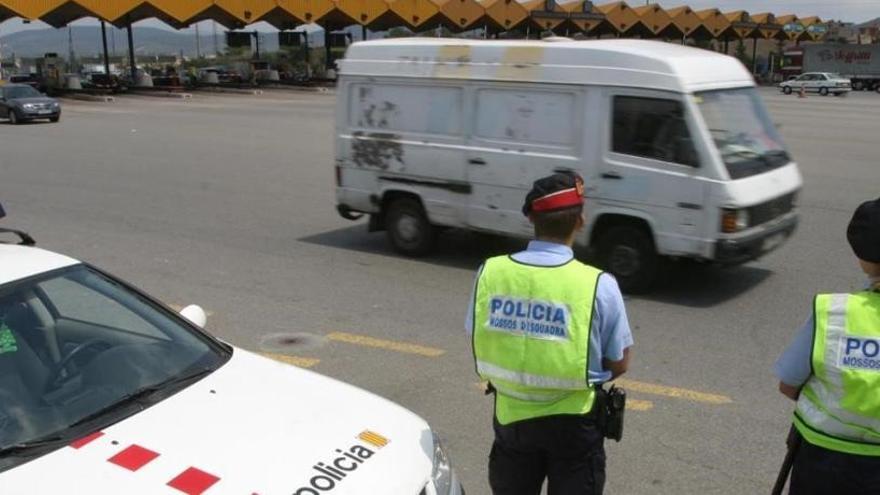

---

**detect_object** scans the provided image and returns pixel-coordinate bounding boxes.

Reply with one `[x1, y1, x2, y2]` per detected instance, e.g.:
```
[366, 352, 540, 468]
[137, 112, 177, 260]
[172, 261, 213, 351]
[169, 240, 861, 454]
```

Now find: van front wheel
[597, 225, 658, 294]
[386, 198, 436, 256]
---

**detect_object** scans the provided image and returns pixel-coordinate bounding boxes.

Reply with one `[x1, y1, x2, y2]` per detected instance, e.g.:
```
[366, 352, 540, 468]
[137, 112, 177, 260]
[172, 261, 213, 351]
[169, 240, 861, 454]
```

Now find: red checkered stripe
[70, 431, 224, 495]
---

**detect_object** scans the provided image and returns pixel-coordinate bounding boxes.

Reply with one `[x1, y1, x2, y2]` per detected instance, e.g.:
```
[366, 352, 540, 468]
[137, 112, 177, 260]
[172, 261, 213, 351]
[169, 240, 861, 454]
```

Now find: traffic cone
[798, 86, 806, 98]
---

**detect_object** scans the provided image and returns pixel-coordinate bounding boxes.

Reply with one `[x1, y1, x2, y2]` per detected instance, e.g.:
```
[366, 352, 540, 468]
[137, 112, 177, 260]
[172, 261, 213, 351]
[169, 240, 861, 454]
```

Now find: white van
[334, 39, 802, 291]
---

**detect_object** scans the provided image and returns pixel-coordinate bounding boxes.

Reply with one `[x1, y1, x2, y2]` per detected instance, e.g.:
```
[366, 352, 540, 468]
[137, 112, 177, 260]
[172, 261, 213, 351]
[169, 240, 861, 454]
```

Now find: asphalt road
[1, 86, 879, 494]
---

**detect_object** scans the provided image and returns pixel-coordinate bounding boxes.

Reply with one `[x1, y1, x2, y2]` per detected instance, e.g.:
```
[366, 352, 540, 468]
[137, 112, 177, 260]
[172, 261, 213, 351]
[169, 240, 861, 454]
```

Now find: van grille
[748, 193, 796, 227]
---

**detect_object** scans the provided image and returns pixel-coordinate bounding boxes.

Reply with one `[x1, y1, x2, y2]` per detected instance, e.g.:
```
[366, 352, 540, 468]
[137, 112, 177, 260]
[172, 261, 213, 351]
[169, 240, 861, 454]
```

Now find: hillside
[0, 26, 293, 58]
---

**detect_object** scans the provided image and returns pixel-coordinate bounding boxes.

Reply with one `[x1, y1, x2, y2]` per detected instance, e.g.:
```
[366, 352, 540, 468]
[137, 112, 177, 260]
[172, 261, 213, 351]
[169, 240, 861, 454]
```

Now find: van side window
[475, 89, 575, 147]
[612, 96, 699, 167]
[349, 84, 462, 136]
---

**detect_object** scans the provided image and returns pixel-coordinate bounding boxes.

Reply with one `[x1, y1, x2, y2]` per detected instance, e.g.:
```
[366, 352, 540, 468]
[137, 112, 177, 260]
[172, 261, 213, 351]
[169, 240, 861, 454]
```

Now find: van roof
[339, 38, 754, 93]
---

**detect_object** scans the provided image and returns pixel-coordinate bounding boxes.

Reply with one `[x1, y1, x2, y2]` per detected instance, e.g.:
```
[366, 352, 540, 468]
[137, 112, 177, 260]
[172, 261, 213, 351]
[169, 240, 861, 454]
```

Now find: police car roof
[0, 244, 79, 285]
[339, 38, 754, 93]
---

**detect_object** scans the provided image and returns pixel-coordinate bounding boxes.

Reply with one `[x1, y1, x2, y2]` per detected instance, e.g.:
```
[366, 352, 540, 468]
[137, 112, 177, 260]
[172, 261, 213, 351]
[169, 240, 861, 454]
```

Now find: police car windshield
[0, 265, 227, 470]
[696, 87, 791, 180]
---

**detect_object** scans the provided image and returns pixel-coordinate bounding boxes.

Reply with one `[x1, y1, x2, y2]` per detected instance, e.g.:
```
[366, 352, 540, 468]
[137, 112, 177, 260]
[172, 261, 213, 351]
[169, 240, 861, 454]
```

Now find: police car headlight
[431, 431, 454, 495]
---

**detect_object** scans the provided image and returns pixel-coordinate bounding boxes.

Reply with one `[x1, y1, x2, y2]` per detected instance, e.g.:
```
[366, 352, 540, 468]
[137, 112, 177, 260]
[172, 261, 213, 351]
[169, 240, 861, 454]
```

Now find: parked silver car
[779, 72, 852, 96]
[0, 84, 61, 124]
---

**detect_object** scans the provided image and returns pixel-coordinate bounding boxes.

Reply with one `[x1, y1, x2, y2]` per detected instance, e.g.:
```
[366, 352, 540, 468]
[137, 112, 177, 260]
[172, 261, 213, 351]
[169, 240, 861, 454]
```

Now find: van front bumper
[714, 211, 799, 265]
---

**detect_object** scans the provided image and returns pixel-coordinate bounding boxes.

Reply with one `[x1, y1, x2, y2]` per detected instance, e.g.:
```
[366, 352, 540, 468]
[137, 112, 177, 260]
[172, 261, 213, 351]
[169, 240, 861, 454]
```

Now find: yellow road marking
[326, 332, 445, 357]
[627, 399, 654, 411]
[259, 352, 320, 368]
[615, 379, 732, 405]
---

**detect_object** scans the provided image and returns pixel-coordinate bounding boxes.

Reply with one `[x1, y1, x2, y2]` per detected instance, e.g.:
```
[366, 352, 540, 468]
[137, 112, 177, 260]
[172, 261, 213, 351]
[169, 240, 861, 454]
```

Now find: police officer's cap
[522, 172, 585, 217]
[847, 197, 880, 263]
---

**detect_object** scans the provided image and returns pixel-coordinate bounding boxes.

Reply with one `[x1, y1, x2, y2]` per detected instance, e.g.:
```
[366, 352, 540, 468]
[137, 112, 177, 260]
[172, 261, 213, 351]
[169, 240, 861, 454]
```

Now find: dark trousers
[489, 414, 605, 495]
[790, 437, 880, 494]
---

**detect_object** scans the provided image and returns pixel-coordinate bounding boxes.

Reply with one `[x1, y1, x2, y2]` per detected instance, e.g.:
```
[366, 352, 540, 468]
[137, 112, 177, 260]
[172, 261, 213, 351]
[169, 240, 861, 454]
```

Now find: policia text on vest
[469, 172, 634, 495]
[774, 196, 880, 494]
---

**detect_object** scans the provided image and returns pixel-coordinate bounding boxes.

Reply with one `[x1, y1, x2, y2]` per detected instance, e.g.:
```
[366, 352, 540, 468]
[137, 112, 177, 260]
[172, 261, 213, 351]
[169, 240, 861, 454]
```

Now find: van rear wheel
[597, 225, 658, 294]
[386, 198, 436, 256]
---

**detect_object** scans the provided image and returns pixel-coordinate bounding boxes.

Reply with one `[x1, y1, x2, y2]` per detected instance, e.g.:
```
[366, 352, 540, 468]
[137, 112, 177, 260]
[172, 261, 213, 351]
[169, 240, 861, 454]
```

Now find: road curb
[62, 94, 115, 103]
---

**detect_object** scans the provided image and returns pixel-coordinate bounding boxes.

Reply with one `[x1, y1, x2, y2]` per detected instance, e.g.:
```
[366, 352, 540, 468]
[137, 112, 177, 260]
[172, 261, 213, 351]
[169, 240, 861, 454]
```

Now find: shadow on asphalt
[300, 224, 773, 307]
[640, 261, 773, 308]
[299, 223, 526, 271]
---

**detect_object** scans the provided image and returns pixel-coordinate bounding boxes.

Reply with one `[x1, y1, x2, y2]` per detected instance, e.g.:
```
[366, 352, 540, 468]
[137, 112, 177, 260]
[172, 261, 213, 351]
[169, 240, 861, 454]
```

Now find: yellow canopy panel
[751, 12, 782, 40]
[478, 0, 528, 31]
[633, 4, 672, 36]
[695, 8, 729, 38]
[432, 0, 485, 31]
[723, 10, 756, 38]
[666, 5, 700, 36]
[333, 0, 389, 27]
[387, 0, 440, 29]
[597, 1, 639, 33]
[522, 0, 569, 32]
[277, 0, 336, 24]
[560, 1, 605, 34]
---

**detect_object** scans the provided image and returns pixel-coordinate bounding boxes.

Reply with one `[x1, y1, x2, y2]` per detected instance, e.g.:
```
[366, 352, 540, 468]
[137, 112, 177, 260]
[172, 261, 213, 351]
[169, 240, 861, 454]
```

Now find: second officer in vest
[465, 172, 634, 495]
[775, 196, 880, 493]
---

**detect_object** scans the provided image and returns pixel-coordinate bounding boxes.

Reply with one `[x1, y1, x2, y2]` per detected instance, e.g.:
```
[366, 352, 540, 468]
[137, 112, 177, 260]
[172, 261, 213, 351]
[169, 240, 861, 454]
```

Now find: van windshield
[695, 87, 791, 180]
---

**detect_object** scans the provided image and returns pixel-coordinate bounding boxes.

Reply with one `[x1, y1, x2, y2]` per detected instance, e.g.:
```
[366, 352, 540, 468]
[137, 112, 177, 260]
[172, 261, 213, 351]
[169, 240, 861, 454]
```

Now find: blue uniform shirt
[774, 278, 880, 387]
[465, 240, 634, 384]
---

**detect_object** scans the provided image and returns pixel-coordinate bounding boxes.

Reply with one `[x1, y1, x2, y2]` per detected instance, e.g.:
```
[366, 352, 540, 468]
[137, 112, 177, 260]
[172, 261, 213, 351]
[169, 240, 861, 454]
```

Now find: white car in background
[0, 225, 462, 495]
[779, 72, 852, 96]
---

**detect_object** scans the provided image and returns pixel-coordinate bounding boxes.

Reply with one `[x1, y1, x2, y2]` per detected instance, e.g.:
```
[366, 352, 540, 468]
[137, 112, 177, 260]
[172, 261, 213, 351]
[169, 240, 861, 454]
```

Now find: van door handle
[469, 158, 487, 166]
[600, 172, 622, 180]
[677, 202, 703, 210]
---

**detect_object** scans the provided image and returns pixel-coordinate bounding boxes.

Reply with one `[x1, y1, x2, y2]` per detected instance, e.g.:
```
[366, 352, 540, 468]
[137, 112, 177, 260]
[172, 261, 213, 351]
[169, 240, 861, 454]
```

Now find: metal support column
[127, 21, 136, 83]
[304, 32, 310, 66]
[100, 20, 111, 77]
[752, 37, 758, 74]
[362, 25, 367, 41]
[324, 30, 331, 71]
[254, 31, 261, 59]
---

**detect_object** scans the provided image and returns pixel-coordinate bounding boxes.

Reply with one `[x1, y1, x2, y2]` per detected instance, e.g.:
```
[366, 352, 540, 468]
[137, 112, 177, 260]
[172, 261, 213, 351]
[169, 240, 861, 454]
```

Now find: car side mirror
[179, 304, 207, 328]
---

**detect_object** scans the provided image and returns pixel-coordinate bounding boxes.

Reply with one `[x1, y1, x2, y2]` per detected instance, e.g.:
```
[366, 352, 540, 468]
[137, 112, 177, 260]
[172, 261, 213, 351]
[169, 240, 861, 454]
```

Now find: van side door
[338, 80, 468, 227]
[465, 85, 584, 237]
[593, 90, 710, 257]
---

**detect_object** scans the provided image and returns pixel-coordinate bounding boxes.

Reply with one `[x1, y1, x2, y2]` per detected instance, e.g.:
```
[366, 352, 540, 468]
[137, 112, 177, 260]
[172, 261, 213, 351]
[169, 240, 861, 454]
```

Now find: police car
[0, 226, 462, 495]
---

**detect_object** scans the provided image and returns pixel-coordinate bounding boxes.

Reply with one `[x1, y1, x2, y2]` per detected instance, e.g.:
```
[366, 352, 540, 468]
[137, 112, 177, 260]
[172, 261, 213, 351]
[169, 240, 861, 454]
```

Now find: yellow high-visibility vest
[473, 255, 602, 425]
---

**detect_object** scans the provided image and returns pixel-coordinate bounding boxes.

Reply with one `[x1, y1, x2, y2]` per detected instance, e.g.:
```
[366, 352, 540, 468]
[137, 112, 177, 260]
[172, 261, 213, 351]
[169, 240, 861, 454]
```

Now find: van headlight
[721, 209, 750, 233]
[431, 431, 454, 494]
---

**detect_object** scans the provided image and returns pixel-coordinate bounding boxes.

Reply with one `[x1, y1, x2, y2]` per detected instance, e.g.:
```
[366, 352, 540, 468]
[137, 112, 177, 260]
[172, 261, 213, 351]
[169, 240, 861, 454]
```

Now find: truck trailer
[782, 43, 880, 91]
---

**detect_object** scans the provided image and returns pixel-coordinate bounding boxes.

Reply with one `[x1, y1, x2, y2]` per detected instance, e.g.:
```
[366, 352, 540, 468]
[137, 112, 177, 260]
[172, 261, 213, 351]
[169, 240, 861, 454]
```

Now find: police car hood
[1, 349, 435, 495]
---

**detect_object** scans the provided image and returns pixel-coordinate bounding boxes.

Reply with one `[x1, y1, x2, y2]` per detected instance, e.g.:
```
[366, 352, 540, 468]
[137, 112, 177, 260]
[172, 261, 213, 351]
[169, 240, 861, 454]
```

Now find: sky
[0, 0, 878, 35]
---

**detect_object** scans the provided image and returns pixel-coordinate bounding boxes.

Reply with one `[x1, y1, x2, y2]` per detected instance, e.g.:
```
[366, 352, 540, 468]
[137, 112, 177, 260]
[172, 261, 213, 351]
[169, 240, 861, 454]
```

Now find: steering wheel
[44, 339, 111, 392]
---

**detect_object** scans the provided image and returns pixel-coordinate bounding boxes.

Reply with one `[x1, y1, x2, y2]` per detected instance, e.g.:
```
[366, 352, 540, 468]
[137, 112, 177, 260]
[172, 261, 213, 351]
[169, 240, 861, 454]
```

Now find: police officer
[465, 172, 633, 495]
[775, 196, 880, 493]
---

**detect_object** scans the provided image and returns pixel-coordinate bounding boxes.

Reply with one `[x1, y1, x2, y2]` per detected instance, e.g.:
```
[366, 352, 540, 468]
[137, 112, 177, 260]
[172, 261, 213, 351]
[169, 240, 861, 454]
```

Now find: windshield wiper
[0, 367, 215, 459]
[65, 366, 216, 430]
[0, 435, 70, 458]
[762, 149, 790, 165]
